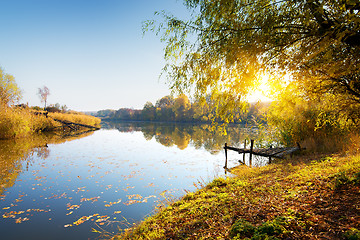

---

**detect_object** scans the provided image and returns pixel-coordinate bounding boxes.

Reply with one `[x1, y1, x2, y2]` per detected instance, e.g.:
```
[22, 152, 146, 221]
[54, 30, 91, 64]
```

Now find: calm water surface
[0, 122, 264, 239]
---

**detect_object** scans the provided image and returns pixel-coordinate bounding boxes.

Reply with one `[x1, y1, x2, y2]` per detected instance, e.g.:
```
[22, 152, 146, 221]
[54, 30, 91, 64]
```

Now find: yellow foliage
[0, 104, 54, 139]
[0, 103, 100, 139]
[49, 112, 101, 128]
[267, 82, 356, 152]
[0, 68, 22, 106]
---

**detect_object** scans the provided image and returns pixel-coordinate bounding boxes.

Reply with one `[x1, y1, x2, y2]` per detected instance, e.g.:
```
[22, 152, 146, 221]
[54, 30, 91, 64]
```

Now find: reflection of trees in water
[0, 140, 43, 195]
[104, 121, 261, 154]
[0, 131, 94, 195]
[35, 145, 50, 159]
[172, 127, 191, 150]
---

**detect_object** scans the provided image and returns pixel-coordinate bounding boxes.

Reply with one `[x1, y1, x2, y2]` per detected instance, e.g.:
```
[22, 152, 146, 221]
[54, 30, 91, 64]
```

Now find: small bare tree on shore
[38, 86, 50, 110]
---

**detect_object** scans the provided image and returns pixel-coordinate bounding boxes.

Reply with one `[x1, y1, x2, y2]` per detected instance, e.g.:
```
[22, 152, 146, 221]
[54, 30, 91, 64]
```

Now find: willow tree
[145, 0, 360, 123]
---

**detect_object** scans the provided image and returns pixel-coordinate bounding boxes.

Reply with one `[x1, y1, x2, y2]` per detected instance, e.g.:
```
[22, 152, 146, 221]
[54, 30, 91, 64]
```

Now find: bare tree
[38, 86, 50, 110]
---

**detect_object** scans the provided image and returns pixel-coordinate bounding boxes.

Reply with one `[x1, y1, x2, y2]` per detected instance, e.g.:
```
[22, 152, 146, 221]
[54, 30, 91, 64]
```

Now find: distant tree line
[96, 95, 269, 124]
[102, 121, 262, 153]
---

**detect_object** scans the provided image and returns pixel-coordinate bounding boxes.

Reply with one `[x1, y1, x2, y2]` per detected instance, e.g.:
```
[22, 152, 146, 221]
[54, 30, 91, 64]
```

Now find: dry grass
[49, 112, 101, 128]
[0, 105, 53, 139]
[0, 104, 100, 139]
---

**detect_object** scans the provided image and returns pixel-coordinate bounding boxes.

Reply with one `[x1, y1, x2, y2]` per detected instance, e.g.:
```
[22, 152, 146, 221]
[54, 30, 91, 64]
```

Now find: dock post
[242, 140, 246, 164]
[224, 143, 228, 169]
[249, 139, 254, 167]
[269, 145, 272, 164]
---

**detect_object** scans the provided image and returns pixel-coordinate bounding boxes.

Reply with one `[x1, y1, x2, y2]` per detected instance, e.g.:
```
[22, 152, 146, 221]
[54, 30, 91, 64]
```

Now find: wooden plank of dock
[224, 145, 300, 158]
[223, 140, 303, 168]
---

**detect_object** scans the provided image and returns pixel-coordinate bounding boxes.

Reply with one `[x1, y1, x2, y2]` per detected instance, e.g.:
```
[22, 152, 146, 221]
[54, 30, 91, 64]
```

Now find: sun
[246, 73, 273, 103]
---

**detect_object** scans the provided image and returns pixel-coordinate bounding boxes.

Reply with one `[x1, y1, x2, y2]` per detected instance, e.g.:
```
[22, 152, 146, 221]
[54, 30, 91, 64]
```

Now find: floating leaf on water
[72, 214, 95, 226]
[104, 199, 121, 207]
[131, 194, 143, 199]
[15, 217, 29, 223]
[95, 215, 109, 223]
[26, 208, 47, 213]
[76, 187, 86, 193]
[66, 204, 80, 210]
[123, 200, 139, 206]
[3, 210, 25, 219]
[3, 213, 15, 218]
[123, 186, 135, 191]
[80, 196, 100, 203]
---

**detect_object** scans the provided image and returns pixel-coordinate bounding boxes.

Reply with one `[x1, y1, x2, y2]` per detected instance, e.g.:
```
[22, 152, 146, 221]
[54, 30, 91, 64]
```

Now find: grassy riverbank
[113, 151, 360, 239]
[0, 104, 101, 139]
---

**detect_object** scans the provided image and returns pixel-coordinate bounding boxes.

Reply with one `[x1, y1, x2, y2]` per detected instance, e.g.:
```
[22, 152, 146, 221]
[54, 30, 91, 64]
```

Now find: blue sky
[0, 0, 189, 111]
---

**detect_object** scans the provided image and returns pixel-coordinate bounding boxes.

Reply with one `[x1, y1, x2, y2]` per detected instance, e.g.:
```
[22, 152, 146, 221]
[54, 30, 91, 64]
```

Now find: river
[0, 122, 266, 239]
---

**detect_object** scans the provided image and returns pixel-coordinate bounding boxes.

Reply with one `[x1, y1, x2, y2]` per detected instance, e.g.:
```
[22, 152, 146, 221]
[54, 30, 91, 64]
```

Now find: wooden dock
[224, 140, 302, 168]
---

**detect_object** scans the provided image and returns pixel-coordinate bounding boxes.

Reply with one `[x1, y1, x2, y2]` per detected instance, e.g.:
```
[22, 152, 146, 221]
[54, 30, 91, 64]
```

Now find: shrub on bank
[0, 106, 29, 139]
[0, 104, 100, 139]
[267, 94, 358, 153]
[0, 104, 54, 139]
